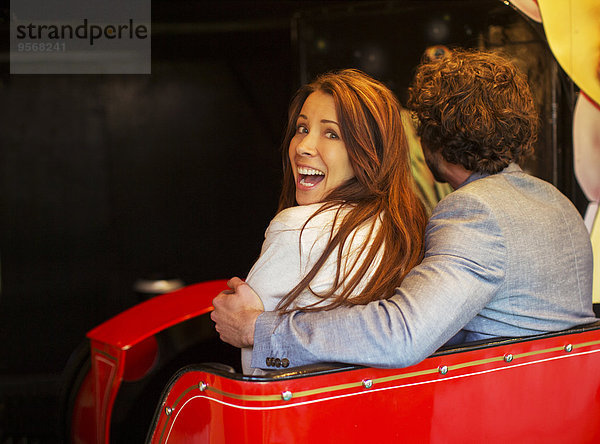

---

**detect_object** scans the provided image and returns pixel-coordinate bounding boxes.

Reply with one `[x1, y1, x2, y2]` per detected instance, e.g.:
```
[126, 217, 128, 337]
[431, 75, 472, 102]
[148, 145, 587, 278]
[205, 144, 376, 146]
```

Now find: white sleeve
[245, 219, 306, 312]
[242, 209, 331, 374]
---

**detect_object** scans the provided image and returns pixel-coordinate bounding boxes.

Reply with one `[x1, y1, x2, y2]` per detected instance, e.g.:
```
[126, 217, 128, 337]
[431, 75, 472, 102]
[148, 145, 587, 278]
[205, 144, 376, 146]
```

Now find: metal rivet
[165, 406, 173, 416]
[199, 382, 208, 391]
[438, 365, 448, 375]
[564, 344, 573, 353]
[362, 379, 373, 389]
[281, 390, 293, 401]
[504, 353, 513, 363]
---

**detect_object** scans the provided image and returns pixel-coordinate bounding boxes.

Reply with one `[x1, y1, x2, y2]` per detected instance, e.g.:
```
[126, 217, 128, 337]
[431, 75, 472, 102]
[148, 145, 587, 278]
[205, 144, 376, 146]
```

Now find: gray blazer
[252, 164, 596, 370]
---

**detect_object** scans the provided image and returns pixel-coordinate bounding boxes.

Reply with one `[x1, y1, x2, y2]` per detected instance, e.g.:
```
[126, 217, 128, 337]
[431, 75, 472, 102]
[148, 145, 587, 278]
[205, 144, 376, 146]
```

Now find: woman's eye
[296, 125, 308, 134]
[325, 130, 339, 139]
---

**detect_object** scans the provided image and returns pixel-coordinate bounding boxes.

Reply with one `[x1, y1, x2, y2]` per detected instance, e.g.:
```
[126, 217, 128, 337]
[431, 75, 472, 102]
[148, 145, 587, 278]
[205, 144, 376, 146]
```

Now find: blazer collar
[458, 163, 523, 189]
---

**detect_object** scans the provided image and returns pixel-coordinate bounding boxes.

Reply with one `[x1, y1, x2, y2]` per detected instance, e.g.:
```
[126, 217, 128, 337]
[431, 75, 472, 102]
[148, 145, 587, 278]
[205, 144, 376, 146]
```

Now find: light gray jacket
[251, 164, 596, 370]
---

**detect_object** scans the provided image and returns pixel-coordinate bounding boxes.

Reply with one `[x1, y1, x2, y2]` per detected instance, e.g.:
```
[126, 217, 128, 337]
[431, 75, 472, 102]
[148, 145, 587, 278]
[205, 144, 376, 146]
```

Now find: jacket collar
[457, 163, 522, 189]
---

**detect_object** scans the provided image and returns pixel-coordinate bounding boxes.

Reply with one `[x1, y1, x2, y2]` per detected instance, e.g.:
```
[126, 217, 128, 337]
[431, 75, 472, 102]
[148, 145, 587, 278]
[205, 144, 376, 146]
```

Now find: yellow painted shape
[538, 0, 600, 104]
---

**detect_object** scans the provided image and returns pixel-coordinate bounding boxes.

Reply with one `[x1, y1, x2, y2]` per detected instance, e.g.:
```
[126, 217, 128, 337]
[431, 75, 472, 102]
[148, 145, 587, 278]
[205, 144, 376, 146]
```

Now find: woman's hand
[211, 277, 264, 348]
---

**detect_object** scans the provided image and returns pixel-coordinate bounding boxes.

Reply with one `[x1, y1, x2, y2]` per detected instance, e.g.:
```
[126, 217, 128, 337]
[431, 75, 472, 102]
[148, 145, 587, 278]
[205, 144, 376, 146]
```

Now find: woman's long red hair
[276, 69, 427, 312]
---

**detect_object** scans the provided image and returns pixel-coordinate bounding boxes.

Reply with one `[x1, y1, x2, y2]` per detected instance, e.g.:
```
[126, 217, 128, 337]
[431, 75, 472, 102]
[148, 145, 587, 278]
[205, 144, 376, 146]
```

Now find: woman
[242, 69, 427, 374]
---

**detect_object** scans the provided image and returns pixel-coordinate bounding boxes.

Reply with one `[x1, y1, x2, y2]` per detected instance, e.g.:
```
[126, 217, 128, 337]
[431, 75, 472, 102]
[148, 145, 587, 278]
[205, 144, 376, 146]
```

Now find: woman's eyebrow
[296, 115, 339, 127]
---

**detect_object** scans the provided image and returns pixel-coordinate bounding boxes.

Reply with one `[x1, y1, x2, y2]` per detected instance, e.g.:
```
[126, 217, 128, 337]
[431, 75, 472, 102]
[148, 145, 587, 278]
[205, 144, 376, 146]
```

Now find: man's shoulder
[432, 181, 494, 218]
[445, 167, 561, 205]
[432, 167, 585, 238]
[464, 168, 574, 210]
[430, 168, 541, 222]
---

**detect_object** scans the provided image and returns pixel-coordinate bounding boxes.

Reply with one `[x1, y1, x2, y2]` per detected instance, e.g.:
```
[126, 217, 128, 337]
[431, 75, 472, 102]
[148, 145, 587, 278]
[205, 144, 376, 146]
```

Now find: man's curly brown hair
[407, 48, 539, 174]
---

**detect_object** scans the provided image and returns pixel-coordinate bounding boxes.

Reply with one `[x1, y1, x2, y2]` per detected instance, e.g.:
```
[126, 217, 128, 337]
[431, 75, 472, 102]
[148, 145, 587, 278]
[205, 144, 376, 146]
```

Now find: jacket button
[281, 358, 289, 368]
[274, 358, 281, 368]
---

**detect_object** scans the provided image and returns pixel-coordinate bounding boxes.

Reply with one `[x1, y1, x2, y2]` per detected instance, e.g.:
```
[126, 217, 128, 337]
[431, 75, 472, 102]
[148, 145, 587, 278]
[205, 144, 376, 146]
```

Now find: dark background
[0, 0, 584, 441]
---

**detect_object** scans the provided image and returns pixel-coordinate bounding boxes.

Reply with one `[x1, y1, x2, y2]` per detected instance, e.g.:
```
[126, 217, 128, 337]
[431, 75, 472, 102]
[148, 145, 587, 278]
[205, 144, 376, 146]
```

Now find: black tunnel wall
[0, 1, 306, 439]
[0, 2, 301, 375]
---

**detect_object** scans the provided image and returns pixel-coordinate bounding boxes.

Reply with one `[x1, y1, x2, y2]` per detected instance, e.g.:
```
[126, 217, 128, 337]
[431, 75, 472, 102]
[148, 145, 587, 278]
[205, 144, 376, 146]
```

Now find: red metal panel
[122, 335, 159, 382]
[90, 342, 124, 444]
[70, 368, 96, 443]
[149, 328, 600, 443]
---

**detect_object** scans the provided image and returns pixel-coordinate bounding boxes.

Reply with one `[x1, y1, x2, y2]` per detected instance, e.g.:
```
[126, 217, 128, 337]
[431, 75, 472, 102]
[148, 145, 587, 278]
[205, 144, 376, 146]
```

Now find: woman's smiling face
[288, 91, 355, 205]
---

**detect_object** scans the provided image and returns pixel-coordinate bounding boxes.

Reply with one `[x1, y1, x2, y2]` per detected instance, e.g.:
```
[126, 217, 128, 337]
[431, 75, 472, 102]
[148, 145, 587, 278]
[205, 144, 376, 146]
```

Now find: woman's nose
[296, 133, 317, 156]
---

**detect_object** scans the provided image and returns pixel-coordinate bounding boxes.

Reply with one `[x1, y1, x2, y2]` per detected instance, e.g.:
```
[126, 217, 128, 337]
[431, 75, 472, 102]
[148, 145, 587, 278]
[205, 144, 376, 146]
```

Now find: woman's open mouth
[297, 166, 325, 188]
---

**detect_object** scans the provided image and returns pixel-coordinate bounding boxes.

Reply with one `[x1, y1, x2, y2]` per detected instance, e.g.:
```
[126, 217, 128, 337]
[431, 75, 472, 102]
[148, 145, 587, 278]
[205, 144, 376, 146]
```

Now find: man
[212, 49, 595, 370]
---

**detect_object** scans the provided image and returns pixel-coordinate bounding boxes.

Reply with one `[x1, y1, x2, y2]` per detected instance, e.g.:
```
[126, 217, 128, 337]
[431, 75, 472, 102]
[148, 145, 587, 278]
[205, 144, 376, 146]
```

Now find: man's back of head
[407, 48, 539, 175]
